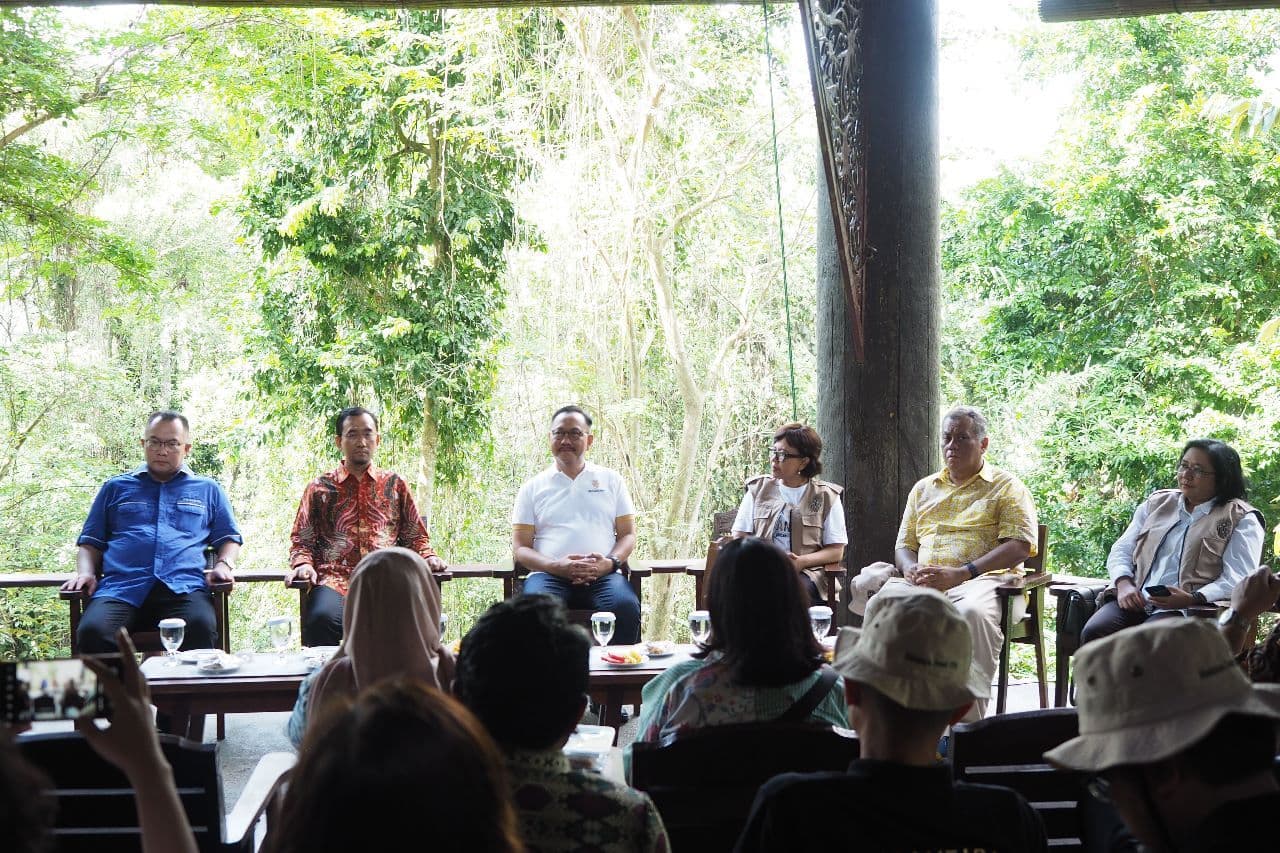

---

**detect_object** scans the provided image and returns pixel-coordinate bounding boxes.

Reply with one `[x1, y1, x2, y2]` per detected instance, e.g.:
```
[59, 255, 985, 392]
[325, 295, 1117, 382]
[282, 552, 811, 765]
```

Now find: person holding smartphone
[1080, 439, 1265, 645]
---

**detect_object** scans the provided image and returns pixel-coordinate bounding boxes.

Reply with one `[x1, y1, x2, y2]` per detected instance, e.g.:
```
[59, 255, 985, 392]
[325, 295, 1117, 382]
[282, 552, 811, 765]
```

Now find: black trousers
[77, 583, 218, 654]
[1079, 600, 1183, 646]
[302, 585, 345, 647]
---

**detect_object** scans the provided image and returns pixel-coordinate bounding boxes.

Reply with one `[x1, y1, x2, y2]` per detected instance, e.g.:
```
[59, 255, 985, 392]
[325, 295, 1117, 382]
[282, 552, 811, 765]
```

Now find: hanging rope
[761, 0, 798, 420]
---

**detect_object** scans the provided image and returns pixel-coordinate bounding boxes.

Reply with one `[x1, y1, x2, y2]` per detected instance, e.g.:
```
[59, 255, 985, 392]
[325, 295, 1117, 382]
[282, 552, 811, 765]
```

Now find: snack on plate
[601, 648, 647, 665]
[645, 640, 676, 656]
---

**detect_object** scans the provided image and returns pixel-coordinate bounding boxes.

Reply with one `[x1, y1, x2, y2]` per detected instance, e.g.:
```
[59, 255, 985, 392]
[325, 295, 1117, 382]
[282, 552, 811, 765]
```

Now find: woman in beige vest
[1080, 439, 1265, 644]
[731, 423, 848, 605]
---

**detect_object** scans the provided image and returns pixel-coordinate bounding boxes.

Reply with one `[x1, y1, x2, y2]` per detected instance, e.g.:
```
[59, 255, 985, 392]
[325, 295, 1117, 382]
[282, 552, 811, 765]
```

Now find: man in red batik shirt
[286, 406, 448, 645]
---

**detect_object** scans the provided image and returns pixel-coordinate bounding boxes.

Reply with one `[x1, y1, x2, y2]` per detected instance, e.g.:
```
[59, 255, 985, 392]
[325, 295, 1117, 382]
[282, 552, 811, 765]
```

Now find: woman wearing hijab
[287, 546, 452, 747]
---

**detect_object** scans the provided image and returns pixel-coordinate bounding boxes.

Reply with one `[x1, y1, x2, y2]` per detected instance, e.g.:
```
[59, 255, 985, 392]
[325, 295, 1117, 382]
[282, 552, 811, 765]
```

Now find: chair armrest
[996, 571, 1052, 596]
[647, 561, 692, 575]
[207, 580, 233, 594]
[628, 565, 652, 579]
[447, 564, 496, 579]
[59, 587, 89, 602]
[685, 566, 706, 579]
[287, 578, 313, 592]
[224, 751, 295, 848]
[821, 564, 846, 577]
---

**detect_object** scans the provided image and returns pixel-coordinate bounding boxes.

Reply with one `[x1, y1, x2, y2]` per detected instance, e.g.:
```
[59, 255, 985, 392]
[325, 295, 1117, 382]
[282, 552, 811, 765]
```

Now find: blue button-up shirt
[77, 464, 243, 607]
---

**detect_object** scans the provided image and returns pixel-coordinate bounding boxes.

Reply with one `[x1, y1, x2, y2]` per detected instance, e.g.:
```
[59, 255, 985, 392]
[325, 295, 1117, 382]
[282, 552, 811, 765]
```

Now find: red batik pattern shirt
[289, 464, 436, 595]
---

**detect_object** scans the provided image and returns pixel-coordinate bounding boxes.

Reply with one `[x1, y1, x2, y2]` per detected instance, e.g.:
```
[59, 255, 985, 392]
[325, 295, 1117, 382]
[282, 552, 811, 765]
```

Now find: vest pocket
[1198, 535, 1227, 561]
[797, 513, 823, 548]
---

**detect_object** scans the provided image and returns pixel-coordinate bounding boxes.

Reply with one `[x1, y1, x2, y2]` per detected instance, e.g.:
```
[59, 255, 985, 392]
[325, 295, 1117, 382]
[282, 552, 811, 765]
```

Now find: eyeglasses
[769, 450, 806, 461]
[145, 438, 183, 452]
[1176, 461, 1215, 479]
[1086, 775, 1112, 803]
[551, 429, 587, 440]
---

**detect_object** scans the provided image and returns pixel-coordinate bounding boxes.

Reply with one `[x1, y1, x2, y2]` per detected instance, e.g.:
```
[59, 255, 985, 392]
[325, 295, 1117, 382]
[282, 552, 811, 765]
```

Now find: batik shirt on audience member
[506, 749, 668, 853]
[288, 464, 437, 595]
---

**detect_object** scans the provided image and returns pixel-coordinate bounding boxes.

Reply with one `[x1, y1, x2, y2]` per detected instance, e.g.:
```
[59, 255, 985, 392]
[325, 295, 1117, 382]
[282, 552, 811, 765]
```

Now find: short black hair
[698, 537, 823, 685]
[773, 423, 823, 479]
[335, 407, 378, 436]
[454, 595, 590, 750]
[1182, 439, 1248, 504]
[551, 405, 592, 428]
[145, 410, 189, 437]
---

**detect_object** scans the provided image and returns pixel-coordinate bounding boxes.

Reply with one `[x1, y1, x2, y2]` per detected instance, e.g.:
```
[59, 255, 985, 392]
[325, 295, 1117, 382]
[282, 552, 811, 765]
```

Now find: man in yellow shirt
[890, 406, 1038, 721]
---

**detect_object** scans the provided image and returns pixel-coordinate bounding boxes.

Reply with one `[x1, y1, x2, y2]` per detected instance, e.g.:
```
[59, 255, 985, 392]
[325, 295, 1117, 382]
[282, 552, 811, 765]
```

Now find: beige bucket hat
[1045, 618, 1280, 772]
[831, 585, 989, 711]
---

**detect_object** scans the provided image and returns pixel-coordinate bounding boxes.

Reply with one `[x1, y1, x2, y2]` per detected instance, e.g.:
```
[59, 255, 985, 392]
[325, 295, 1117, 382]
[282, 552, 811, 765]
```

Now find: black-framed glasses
[1176, 461, 1215, 479]
[769, 450, 805, 461]
[1086, 775, 1111, 803]
[551, 429, 588, 440]
[145, 439, 183, 452]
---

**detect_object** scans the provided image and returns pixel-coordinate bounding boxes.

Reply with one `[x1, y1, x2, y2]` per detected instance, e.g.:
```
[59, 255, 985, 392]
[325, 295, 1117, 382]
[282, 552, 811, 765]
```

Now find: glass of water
[158, 618, 185, 667]
[590, 612, 616, 647]
[267, 616, 292, 661]
[808, 605, 833, 643]
[689, 610, 711, 647]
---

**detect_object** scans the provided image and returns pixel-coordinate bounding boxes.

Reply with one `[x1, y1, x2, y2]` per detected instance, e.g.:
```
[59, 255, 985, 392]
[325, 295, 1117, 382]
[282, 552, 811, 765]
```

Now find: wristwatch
[964, 561, 980, 580]
[214, 558, 237, 572]
[607, 555, 621, 573]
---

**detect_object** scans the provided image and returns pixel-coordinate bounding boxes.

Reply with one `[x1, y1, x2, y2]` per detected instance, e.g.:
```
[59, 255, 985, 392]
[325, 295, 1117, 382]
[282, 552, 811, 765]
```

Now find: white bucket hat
[832, 585, 989, 711]
[1045, 618, 1280, 772]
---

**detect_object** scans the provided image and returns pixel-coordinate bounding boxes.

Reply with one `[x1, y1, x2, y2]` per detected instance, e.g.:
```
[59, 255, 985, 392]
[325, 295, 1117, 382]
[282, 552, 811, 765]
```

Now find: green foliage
[230, 10, 518, 483]
[944, 11, 1280, 576]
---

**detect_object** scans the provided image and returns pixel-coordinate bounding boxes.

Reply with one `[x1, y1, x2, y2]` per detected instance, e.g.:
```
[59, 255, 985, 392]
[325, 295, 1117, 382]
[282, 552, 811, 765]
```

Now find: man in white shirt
[512, 406, 640, 643]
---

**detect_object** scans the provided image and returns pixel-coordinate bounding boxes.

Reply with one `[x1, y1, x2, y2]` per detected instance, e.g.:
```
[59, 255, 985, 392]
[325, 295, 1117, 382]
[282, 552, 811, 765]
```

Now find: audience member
[633, 537, 845, 749]
[736, 585, 1048, 852]
[455, 594, 669, 853]
[856, 405, 1039, 722]
[287, 406, 447, 646]
[61, 410, 242, 652]
[731, 422, 847, 605]
[266, 678, 522, 853]
[1081, 439, 1264, 645]
[287, 547, 453, 747]
[1046, 619, 1280, 853]
[512, 405, 640, 644]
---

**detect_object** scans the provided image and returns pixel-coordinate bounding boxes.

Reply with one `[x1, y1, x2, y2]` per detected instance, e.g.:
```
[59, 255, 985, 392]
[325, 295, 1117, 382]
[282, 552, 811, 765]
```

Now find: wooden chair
[950, 707, 1085, 851]
[62, 549, 232, 656]
[687, 512, 847, 630]
[18, 730, 293, 853]
[994, 524, 1051, 714]
[631, 722, 860, 852]
[1048, 577, 1108, 706]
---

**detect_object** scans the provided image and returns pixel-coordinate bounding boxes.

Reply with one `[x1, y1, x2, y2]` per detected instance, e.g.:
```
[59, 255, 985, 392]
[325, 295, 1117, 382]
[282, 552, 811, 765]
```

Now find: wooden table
[588, 645, 695, 738]
[142, 654, 311, 741]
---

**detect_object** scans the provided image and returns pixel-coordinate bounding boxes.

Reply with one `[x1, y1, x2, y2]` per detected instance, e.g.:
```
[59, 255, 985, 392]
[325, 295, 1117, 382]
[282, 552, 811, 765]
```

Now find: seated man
[737, 586, 1048, 851]
[454, 594, 669, 853]
[286, 406, 447, 646]
[511, 406, 639, 644]
[1046, 619, 1280, 852]
[61, 411, 242, 653]
[862, 405, 1038, 722]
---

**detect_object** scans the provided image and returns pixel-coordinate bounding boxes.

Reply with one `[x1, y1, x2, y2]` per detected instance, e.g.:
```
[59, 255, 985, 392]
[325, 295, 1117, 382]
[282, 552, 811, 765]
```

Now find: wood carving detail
[800, 0, 866, 362]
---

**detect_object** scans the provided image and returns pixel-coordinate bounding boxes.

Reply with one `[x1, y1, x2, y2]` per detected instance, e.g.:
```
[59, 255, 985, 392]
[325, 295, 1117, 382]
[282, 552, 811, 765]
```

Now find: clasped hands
[555, 553, 616, 585]
[904, 563, 969, 592]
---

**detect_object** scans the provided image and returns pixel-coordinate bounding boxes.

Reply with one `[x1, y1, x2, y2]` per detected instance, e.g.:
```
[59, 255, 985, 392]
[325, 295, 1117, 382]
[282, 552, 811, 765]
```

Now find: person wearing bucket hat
[736, 587, 1048, 852]
[1045, 618, 1280, 852]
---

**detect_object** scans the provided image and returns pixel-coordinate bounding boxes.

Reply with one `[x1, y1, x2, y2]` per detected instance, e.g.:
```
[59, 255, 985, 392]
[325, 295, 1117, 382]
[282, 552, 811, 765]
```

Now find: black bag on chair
[1059, 585, 1101, 638]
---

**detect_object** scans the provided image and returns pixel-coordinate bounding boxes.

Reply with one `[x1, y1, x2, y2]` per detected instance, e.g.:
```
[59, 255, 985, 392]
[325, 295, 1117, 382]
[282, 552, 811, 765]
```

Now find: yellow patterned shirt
[895, 462, 1038, 569]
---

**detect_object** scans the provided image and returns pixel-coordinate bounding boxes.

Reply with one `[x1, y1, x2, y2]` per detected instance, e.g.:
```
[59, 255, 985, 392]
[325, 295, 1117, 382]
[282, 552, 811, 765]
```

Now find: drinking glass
[808, 605, 833, 643]
[689, 610, 711, 647]
[440, 612, 450, 640]
[267, 616, 292, 661]
[158, 618, 185, 667]
[590, 611, 616, 647]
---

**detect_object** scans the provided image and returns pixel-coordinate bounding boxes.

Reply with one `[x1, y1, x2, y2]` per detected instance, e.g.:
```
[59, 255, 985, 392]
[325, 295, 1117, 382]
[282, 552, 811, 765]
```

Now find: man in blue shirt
[61, 411, 243, 653]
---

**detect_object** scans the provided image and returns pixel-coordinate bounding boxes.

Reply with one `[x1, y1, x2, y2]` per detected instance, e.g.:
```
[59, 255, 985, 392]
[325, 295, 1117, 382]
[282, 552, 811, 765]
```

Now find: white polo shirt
[511, 462, 635, 560]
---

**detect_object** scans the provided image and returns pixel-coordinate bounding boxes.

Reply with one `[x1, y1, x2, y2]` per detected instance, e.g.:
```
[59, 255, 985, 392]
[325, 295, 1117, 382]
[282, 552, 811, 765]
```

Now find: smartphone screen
[1145, 585, 1170, 597]
[1, 656, 121, 724]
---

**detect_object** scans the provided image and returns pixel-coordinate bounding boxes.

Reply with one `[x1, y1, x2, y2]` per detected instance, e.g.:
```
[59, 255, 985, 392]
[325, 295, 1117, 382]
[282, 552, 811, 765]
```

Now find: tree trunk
[416, 405, 438, 523]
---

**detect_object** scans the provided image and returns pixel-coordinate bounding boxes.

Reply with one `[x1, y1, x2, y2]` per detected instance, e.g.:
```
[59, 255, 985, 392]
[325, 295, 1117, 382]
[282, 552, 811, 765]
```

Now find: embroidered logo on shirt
[587, 478, 606, 494]
[1216, 518, 1232, 538]
[809, 497, 821, 513]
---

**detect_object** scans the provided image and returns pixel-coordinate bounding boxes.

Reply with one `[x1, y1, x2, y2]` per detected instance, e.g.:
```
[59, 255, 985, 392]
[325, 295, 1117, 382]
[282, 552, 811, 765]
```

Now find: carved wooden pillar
[807, 0, 940, 616]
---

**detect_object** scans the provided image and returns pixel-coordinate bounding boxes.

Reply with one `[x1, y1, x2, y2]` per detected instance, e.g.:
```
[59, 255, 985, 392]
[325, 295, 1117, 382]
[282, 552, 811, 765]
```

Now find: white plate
[644, 641, 676, 657]
[179, 649, 223, 663]
[196, 656, 241, 674]
[302, 646, 340, 657]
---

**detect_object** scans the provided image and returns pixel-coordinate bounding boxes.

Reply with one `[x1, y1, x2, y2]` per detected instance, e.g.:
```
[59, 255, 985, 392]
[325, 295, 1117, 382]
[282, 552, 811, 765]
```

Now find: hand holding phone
[2, 655, 121, 724]
[1145, 584, 1171, 597]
